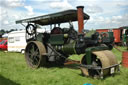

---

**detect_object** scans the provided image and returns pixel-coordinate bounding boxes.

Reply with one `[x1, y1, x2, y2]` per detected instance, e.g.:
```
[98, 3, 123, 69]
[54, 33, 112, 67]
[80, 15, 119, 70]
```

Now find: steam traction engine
[16, 6, 119, 78]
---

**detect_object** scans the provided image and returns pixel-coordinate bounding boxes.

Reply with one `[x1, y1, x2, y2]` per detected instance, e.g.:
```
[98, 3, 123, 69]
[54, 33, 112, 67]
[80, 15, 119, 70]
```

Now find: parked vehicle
[0, 40, 8, 50]
[0, 40, 2, 42]
[96, 29, 109, 33]
[8, 30, 26, 53]
[8, 29, 45, 53]
[16, 6, 119, 78]
[0, 38, 7, 42]
[96, 26, 128, 45]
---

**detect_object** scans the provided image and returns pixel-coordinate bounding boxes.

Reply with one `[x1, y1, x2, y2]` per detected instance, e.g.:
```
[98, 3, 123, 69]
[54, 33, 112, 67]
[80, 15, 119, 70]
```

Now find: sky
[0, 0, 128, 31]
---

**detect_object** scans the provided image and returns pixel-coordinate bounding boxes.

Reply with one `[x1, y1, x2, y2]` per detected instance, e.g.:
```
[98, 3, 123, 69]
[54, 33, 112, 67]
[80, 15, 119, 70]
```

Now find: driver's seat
[51, 27, 62, 34]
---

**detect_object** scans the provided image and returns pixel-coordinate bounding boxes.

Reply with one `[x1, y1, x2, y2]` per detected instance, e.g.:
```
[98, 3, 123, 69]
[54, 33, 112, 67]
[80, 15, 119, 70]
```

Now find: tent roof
[16, 10, 90, 26]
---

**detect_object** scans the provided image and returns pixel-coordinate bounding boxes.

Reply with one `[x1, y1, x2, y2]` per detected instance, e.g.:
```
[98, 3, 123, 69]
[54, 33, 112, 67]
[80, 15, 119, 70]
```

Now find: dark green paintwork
[107, 32, 113, 37]
[62, 42, 76, 54]
[123, 34, 127, 42]
[49, 34, 64, 45]
[85, 46, 109, 65]
[37, 33, 43, 42]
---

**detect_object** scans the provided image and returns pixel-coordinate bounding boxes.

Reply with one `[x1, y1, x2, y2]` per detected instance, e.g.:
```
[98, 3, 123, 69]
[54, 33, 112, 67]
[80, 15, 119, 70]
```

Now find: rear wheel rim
[25, 42, 41, 68]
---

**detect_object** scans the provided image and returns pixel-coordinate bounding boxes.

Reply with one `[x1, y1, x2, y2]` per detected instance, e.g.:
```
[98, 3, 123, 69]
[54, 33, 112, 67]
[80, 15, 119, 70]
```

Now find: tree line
[0, 29, 18, 34]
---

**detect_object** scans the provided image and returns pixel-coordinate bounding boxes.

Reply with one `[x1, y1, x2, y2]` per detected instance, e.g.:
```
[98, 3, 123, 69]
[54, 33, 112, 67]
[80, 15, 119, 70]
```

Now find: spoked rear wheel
[25, 41, 47, 68]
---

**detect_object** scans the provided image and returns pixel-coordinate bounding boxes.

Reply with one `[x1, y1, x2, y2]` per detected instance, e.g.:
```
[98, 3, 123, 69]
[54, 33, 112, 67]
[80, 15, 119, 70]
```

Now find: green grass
[0, 47, 128, 85]
[85, 30, 96, 37]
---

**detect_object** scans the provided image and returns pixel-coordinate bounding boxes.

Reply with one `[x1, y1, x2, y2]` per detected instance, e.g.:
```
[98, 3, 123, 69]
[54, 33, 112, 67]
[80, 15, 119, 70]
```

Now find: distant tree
[15, 29, 18, 31]
[0, 29, 5, 38]
[9, 29, 16, 32]
[6, 30, 10, 33]
[0, 29, 5, 34]
[0, 28, 19, 34]
[19, 29, 23, 31]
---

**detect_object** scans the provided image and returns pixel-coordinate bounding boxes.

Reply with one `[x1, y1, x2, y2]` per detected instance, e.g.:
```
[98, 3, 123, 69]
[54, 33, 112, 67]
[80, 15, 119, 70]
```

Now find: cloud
[24, 5, 34, 16]
[3, 20, 9, 25]
[0, 6, 28, 30]
[86, 5, 103, 14]
[0, 0, 25, 8]
[0, 0, 36, 30]
[50, 0, 73, 10]
[12, 15, 19, 19]
[70, 0, 103, 14]
[0, 0, 24, 30]
[0, 9, 8, 21]
[116, 0, 128, 7]
[0, 0, 128, 31]
[87, 13, 128, 29]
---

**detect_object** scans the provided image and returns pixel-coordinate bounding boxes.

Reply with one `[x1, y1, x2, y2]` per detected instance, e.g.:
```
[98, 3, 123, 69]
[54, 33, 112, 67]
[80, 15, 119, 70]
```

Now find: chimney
[77, 6, 84, 33]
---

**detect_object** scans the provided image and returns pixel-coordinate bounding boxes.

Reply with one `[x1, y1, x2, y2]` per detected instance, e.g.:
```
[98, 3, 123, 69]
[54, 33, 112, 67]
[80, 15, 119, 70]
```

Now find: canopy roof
[120, 26, 128, 29]
[16, 10, 90, 26]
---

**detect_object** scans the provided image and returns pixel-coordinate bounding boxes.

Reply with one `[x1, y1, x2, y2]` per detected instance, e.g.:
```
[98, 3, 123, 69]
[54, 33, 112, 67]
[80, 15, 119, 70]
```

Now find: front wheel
[21, 49, 25, 54]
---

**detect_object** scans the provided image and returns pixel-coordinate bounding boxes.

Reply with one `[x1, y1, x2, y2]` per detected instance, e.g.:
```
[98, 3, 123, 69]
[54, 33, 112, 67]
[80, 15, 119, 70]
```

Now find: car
[0, 40, 8, 50]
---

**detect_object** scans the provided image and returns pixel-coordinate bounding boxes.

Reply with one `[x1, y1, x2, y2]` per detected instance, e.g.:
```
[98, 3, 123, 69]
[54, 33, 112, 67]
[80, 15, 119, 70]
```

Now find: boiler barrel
[55, 43, 76, 55]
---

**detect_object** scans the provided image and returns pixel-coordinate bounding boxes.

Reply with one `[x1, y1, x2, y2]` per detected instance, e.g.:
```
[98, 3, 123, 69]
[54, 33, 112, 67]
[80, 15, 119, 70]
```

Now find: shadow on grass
[0, 75, 20, 85]
[63, 64, 80, 69]
[42, 59, 80, 69]
[43, 62, 80, 70]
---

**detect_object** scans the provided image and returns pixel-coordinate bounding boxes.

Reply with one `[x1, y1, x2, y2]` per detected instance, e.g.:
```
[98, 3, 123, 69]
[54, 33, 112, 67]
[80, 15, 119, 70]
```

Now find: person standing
[125, 29, 128, 50]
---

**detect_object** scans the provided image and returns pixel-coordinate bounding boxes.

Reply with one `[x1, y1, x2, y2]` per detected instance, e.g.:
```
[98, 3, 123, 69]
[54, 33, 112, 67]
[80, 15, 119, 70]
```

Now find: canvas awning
[16, 10, 90, 26]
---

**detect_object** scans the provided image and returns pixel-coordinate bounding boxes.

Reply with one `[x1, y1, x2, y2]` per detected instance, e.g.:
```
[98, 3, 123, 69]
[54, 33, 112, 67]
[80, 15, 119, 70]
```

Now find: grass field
[0, 47, 128, 85]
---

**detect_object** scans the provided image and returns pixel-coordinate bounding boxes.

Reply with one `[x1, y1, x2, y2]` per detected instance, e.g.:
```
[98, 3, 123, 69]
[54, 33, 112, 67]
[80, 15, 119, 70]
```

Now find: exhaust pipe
[77, 6, 84, 33]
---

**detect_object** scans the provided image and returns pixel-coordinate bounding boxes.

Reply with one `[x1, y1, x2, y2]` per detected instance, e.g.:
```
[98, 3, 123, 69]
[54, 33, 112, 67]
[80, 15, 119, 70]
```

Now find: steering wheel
[26, 24, 37, 42]
[26, 24, 37, 35]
